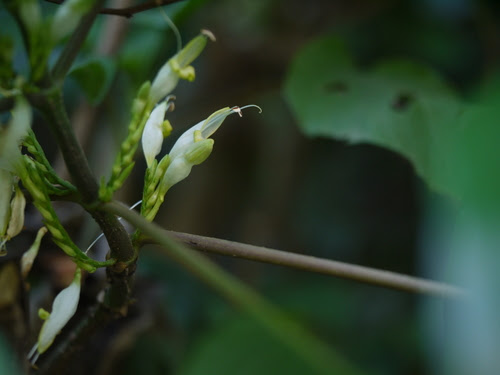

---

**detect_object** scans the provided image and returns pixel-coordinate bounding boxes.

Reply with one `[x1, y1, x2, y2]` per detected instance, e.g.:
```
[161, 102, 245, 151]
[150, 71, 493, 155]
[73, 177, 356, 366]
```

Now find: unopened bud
[6, 185, 25, 239]
[21, 227, 47, 279]
[142, 101, 169, 168]
[149, 31, 215, 104]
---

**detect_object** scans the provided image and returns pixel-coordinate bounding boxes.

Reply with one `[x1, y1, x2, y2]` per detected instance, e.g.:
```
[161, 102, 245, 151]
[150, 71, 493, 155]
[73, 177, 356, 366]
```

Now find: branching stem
[28, 88, 136, 304]
[103, 200, 362, 375]
[164, 230, 466, 299]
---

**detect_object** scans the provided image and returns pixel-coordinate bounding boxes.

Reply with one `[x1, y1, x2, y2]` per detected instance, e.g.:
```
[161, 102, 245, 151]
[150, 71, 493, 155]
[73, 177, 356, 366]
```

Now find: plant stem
[164, 230, 466, 299]
[51, 0, 107, 83]
[30, 90, 98, 202]
[104, 201, 364, 375]
[28, 90, 135, 305]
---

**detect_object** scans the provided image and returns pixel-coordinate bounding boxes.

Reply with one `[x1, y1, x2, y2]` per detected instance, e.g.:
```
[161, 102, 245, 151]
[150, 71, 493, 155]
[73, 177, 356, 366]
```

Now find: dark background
[1, 0, 499, 374]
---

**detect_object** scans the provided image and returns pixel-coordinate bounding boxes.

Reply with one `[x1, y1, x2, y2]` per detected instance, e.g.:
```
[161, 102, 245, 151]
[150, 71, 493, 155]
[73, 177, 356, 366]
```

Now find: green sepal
[38, 308, 50, 321]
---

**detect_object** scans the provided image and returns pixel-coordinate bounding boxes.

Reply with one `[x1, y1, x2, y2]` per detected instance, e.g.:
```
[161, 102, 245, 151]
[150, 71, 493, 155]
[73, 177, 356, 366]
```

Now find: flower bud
[6, 185, 25, 239]
[21, 227, 47, 279]
[158, 106, 252, 194]
[141, 101, 170, 168]
[131, 81, 151, 118]
[149, 31, 215, 104]
[168, 107, 237, 161]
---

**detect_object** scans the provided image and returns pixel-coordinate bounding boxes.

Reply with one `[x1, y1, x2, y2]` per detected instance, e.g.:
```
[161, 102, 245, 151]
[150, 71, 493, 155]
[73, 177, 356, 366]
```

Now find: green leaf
[0, 333, 21, 375]
[69, 57, 116, 105]
[179, 315, 363, 375]
[284, 36, 462, 197]
[444, 106, 500, 208]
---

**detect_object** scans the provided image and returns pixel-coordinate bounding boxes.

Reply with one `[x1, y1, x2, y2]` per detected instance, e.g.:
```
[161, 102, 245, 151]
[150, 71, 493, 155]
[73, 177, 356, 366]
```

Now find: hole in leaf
[324, 81, 348, 93]
[392, 93, 414, 111]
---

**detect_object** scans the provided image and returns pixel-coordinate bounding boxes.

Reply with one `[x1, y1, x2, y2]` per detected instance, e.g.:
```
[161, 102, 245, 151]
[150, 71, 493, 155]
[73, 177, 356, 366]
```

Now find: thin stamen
[27, 344, 39, 365]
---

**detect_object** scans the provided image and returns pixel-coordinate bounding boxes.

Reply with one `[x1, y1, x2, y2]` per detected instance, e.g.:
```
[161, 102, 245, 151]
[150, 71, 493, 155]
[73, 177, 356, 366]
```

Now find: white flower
[30, 268, 82, 362]
[141, 101, 172, 168]
[149, 30, 216, 104]
[158, 105, 261, 194]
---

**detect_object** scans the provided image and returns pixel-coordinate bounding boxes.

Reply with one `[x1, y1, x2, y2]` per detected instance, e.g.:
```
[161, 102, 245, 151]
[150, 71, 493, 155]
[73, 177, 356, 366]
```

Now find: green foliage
[284, 36, 500, 207]
[3, 1, 496, 374]
[180, 316, 344, 375]
[69, 57, 117, 105]
[0, 334, 21, 375]
[285, 33, 500, 375]
[284, 36, 463, 198]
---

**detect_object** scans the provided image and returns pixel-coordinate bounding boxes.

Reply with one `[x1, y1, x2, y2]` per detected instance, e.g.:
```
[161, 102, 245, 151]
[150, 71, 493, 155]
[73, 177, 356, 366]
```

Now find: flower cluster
[140, 104, 261, 222]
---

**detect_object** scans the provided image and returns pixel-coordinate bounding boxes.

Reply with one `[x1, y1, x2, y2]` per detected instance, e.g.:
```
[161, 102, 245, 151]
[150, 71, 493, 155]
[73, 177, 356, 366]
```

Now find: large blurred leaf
[284, 36, 463, 197]
[179, 314, 363, 375]
[445, 106, 500, 208]
[69, 57, 117, 105]
[0, 334, 20, 375]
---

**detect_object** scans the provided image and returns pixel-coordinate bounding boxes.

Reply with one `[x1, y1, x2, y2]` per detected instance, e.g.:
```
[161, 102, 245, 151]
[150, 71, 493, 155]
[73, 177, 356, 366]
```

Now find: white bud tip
[201, 29, 216, 42]
[165, 95, 176, 111]
[232, 107, 243, 117]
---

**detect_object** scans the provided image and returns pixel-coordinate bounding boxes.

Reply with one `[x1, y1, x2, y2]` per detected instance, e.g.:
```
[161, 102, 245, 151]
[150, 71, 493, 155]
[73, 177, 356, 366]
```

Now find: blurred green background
[1, 0, 499, 374]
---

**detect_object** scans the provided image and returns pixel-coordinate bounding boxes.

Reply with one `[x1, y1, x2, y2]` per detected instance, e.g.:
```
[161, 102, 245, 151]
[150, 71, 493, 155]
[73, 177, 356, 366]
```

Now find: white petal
[37, 269, 81, 354]
[200, 107, 235, 138]
[160, 157, 193, 192]
[142, 102, 167, 167]
[150, 64, 179, 104]
[168, 120, 204, 161]
[6, 185, 26, 239]
[21, 227, 47, 279]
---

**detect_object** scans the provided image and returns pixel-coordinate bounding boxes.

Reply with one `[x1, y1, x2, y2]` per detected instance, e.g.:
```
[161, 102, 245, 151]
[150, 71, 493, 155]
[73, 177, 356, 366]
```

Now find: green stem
[28, 90, 135, 308]
[51, 0, 106, 83]
[104, 201, 362, 375]
[163, 230, 466, 298]
[29, 90, 98, 201]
